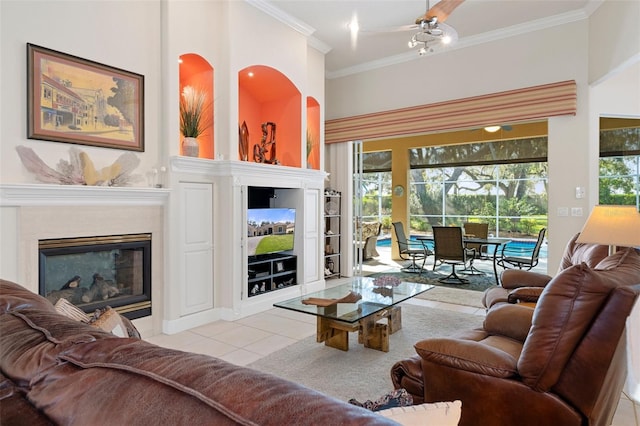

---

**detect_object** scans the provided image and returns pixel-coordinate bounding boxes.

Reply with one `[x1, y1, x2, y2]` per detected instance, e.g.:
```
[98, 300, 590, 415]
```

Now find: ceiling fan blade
[360, 24, 418, 34]
[416, 0, 465, 24]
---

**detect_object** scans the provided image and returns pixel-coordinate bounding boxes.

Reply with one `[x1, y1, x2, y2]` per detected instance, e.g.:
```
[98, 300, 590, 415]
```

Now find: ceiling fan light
[484, 125, 501, 133]
[409, 17, 457, 56]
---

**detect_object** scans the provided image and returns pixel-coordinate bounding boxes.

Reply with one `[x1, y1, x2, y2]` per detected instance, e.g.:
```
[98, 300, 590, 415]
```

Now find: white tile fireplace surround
[0, 184, 168, 337]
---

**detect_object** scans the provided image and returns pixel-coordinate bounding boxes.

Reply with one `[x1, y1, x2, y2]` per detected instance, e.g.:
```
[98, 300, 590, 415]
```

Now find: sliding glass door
[353, 140, 364, 276]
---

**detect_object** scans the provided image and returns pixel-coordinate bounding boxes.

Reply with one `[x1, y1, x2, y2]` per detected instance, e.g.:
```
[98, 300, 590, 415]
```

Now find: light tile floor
[145, 250, 637, 426]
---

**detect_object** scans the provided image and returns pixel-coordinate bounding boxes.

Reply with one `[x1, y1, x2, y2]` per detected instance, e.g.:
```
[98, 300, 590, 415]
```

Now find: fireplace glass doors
[39, 234, 151, 319]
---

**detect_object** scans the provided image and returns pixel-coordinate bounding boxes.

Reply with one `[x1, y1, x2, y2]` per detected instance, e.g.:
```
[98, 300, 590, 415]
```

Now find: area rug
[368, 267, 497, 293]
[247, 304, 484, 403]
[415, 286, 485, 309]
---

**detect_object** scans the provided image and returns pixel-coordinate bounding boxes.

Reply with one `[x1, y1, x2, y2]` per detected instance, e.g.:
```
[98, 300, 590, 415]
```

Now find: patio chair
[432, 226, 476, 284]
[496, 227, 547, 271]
[392, 222, 431, 273]
[463, 222, 489, 259]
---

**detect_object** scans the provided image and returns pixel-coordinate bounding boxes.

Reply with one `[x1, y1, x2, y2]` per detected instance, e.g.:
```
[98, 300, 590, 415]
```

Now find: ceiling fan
[409, 0, 464, 55]
[414, 0, 465, 29]
[360, 0, 464, 56]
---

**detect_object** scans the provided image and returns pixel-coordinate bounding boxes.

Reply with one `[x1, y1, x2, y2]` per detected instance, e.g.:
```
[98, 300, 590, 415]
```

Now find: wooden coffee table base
[316, 306, 402, 352]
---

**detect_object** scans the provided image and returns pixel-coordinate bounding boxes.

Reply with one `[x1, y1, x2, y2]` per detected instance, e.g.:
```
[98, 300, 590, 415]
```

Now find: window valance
[325, 80, 576, 144]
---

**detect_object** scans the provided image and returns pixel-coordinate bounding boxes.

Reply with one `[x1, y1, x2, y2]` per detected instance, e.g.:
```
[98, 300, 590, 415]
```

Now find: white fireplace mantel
[0, 183, 170, 207]
[0, 183, 168, 338]
[170, 156, 328, 183]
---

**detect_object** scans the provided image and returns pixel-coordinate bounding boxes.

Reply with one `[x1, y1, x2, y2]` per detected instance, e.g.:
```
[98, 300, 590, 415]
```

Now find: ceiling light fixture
[484, 125, 501, 133]
[408, 17, 457, 56]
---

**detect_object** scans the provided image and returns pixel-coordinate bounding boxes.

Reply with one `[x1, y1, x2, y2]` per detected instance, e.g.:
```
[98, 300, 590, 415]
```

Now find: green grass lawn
[255, 234, 294, 254]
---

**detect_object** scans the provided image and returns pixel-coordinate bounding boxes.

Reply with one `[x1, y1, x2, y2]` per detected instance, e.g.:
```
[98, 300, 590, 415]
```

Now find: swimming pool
[377, 236, 548, 258]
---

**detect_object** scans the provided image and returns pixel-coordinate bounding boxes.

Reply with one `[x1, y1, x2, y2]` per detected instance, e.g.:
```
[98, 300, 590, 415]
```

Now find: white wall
[588, 0, 640, 85]
[0, 0, 163, 185]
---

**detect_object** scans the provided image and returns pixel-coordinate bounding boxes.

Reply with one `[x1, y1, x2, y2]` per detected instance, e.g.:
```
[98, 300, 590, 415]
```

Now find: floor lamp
[576, 205, 640, 425]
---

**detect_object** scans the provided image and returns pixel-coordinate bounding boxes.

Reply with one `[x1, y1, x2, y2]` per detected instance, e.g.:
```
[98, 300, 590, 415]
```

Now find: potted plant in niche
[179, 86, 210, 157]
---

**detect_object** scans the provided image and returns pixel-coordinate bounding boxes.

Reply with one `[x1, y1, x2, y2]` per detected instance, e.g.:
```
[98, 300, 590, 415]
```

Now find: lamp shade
[576, 205, 640, 247]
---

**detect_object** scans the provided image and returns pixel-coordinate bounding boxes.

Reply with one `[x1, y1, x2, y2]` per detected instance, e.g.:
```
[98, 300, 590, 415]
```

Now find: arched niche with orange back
[238, 65, 301, 167]
[179, 53, 214, 159]
[306, 97, 320, 170]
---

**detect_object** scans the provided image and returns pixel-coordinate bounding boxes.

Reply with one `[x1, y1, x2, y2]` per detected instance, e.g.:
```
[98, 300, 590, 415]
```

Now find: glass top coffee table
[274, 276, 433, 352]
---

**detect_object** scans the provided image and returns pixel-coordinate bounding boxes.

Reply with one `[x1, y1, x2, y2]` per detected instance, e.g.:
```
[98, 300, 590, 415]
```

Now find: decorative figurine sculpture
[253, 122, 279, 164]
[239, 121, 249, 161]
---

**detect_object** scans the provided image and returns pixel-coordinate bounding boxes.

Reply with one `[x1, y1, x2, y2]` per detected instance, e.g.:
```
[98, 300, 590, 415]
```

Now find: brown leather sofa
[0, 279, 396, 426]
[390, 263, 640, 426]
[482, 233, 640, 309]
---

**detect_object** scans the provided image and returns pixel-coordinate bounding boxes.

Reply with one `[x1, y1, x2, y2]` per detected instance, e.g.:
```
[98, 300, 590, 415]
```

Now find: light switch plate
[558, 207, 569, 216]
[571, 207, 583, 216]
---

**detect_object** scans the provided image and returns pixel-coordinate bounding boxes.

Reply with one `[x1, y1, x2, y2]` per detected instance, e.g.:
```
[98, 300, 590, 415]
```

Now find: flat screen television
[247, 208, 296, 257]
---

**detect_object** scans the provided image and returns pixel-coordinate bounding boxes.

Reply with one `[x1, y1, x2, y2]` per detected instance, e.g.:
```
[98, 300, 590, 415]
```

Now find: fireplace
[39, 234, 152, 320]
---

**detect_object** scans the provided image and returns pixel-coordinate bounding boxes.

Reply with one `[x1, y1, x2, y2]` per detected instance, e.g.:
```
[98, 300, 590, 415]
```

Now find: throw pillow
[90, 307, 127, 337]
[54, 298, 132, 338]
[377, 400, 462, 426]
[54, 298, 90, 323]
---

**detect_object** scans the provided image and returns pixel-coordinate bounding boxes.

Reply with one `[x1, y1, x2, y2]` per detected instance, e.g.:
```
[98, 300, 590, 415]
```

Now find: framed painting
[27, 43, 144, 151]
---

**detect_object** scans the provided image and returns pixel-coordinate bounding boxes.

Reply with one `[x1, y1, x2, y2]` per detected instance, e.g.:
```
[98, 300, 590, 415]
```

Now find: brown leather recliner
[391, 263, 640, 426]
[483, 233, 614, 309]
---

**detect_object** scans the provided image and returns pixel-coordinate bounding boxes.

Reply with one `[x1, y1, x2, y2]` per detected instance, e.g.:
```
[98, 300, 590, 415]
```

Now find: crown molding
[327, 9, 590, 79]
[308, 36, 332, 54]
[246, 0, 331, 53]
[245, 0, 315, 37]
[583, 0, 606, 17]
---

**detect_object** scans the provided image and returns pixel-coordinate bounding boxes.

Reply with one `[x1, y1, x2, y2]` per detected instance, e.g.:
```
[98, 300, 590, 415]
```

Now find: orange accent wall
[306, 97, 320, 170]
[239, 85, 262, 160]
[179, 53, 214, 159]
[238, 66, 301, 167]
